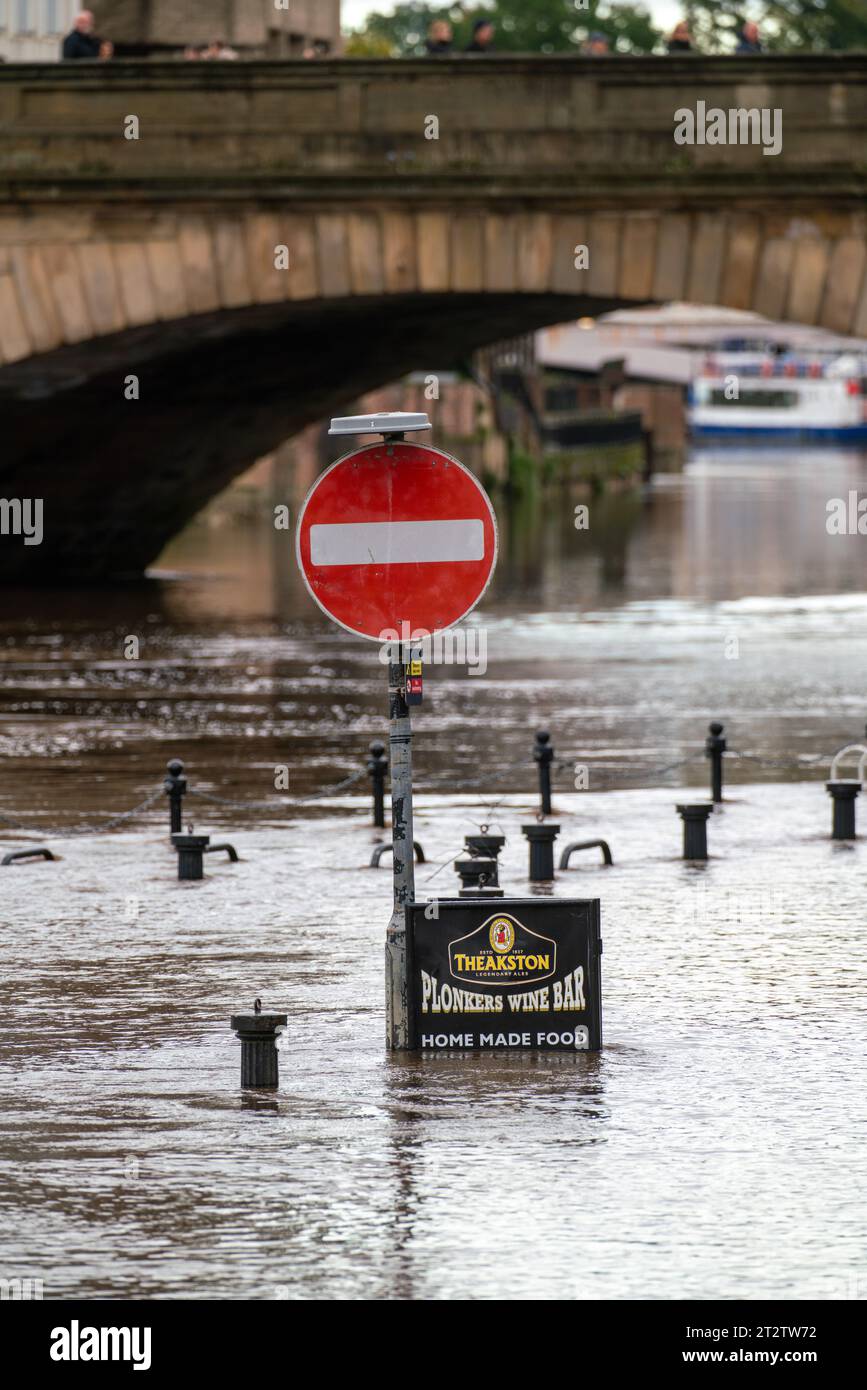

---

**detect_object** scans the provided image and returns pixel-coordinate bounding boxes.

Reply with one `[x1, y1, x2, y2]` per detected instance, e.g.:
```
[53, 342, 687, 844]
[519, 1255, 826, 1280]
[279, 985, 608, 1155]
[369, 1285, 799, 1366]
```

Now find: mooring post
[367, 739, 388, 829]
[386, 648, 415, 1049]
[677, 803, 713, 861]
[534, 731, 554, 816]
[465, 833, 506, 862]
[230, 1004, 287, 1089]
[455, 857, 501, 892]
[172, 830, 210, 880]
[164, 758, 187, 835]
[826, 781, 860, 840]
[522, 822, 561, 881]
[705, 722, 726, 804]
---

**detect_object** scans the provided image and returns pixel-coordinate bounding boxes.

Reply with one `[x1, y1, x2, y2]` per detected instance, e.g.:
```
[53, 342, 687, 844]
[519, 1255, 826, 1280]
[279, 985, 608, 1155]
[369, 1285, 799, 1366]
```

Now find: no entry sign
[295, 441, 497, 640]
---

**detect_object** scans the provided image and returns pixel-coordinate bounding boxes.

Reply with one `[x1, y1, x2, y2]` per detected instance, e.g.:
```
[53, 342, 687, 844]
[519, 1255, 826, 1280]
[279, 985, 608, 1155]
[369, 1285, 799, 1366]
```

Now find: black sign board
[408, 897, 602, 1051]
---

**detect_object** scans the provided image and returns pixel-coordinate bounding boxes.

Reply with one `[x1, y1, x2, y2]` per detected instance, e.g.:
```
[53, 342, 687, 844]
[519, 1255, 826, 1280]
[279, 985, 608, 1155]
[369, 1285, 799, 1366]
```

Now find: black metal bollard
[455, 857, 501, 893]
[1, 847, 57, 865]
[465, 833, 506, 863]
[370, 841, 426, 867]
[705, 722, 726, 804]
[533, 731, 554, 816]
[204, 842, 239, 862]
[164, 758, 187, 835]
[826, 780, 860, 840]
[677, 803, 713, 861]
[559, 839, 613, 869]
[367, 740, 388, 828]
[230, 1005, 287, 1089]
[521, 823, 561, 882]
[172, 831, 210, 880]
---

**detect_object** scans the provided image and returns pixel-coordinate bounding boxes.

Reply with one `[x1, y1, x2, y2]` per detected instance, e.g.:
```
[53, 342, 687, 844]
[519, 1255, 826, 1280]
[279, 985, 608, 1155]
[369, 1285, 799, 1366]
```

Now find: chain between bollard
[0, 787, 164, 838]
[187, 768, 367, 811]
[0, 740, 844, 845]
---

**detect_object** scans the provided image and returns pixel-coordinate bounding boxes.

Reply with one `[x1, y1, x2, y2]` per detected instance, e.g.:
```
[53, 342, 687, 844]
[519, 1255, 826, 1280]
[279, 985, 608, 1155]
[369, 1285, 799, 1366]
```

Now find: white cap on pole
[328, 411, 431, 437]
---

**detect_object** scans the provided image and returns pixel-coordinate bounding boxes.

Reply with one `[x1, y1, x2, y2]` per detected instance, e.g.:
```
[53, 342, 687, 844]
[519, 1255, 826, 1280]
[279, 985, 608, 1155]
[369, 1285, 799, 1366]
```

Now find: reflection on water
[1, 447, 867, 1300]
[0, 784, 864, 1300]
[2, 447, 867, 817]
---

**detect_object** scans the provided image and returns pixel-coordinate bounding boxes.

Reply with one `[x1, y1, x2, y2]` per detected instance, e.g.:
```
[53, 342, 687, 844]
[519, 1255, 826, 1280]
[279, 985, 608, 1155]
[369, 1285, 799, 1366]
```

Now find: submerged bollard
[367, 740, 388, 829]
[204, 842, 239, 862]
[172, 830, 210, 880]
[677, 803, 713, 861]
[1, 847, 57, 866]
[705, 722, 726, 804]
[370, 841, 426, 867]
[559, 839, 613, 869]
[522, 823, 561, 882]
[230, 1002, 287, 1089]
[533, 731, 554, 816]
[465, 833, 506, 863]
[455, 857, 501, 892]
[164, 758, 187, 835]
[826, 780, 860, 840]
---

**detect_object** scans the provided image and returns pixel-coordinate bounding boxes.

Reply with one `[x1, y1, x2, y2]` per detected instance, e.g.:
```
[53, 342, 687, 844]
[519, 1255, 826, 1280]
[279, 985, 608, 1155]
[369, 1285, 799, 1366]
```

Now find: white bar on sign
[309, 518, 485, 566]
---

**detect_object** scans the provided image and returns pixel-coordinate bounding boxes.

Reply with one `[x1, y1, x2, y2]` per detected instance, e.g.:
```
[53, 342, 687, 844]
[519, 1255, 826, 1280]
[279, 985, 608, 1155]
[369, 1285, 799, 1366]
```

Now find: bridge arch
[2, 56, 866, 578]
[3, 202, 865, 583]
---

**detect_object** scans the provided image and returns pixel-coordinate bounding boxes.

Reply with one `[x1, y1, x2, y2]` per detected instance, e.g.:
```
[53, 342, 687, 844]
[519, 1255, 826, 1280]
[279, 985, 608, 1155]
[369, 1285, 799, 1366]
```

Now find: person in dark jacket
[425, 20, 454, 56]
[61, 11, 101, 60]
[735, 20, 763, 54]
[666, 21, 694, 52]
[465, 18, 495, 53]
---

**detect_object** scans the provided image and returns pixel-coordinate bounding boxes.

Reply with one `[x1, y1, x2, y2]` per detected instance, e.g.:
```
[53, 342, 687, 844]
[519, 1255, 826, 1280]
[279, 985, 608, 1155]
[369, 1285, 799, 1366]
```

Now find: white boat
[689, 350, 867, 443]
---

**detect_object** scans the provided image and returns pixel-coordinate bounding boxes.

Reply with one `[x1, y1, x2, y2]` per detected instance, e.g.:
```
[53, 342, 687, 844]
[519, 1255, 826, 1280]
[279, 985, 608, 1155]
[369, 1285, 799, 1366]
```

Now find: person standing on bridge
[465, 18, 496, 53]
[735, 20, 763, 54]
[425, 20, 454, 55]
[61, 11, 104, 60]
[666, 21, 695, 52]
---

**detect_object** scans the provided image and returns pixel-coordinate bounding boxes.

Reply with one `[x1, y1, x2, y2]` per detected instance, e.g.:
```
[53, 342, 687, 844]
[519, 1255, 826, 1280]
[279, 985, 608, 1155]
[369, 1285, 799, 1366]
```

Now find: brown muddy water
[1, 447, 866, 1300]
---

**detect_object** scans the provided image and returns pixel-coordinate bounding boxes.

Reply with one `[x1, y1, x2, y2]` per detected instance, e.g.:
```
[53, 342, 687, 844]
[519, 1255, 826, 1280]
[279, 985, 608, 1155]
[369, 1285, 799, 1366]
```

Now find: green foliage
[683, 1, 867, 52]
[343, 31, 398, 56]
[359, 3, 463, 55]
[353, 1, 867, 55]
[354, 2, 662, 56]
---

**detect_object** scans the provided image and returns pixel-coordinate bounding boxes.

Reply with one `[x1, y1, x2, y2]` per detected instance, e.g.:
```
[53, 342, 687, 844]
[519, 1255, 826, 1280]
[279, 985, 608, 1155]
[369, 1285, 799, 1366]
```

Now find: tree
[344, 31, 399, 57]
[358, 4, 461, 55]
[467, 0, 661, 53]
[353, 2, 662, 56]
[683, 1, 867, 52]
[352, 1, 867, 55]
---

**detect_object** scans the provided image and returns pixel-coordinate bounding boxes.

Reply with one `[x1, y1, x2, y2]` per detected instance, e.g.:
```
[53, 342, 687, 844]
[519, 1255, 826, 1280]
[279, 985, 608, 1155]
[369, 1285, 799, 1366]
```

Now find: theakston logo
[449, 913, 556, 985]
[50, 1320, 151, 1371]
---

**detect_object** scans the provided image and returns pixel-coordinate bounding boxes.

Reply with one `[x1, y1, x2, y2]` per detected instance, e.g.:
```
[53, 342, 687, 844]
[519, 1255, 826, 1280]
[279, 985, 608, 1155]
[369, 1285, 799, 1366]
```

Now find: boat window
[708, 389, 800, 408]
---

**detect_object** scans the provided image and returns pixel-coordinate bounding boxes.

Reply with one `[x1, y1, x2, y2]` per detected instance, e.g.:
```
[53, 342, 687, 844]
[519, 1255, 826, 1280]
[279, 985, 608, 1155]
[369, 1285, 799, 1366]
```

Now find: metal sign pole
[386, 644, 415, 1049]
[303, 409, 495, 1052]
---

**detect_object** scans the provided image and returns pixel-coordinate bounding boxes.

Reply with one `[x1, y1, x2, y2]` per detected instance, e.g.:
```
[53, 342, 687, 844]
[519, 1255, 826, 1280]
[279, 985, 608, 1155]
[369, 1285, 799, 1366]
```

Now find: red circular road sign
[295, 441, 498, 641]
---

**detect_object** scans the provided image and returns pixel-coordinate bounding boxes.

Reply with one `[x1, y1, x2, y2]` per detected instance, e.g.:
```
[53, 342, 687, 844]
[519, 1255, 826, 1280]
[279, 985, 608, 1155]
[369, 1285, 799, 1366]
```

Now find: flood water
[1, 446, 866, 1300]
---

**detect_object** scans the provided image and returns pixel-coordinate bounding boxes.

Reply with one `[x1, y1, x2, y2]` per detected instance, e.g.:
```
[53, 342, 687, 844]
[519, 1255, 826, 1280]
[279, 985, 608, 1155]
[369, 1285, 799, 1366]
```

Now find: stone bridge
[1, 55, 865, 579]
